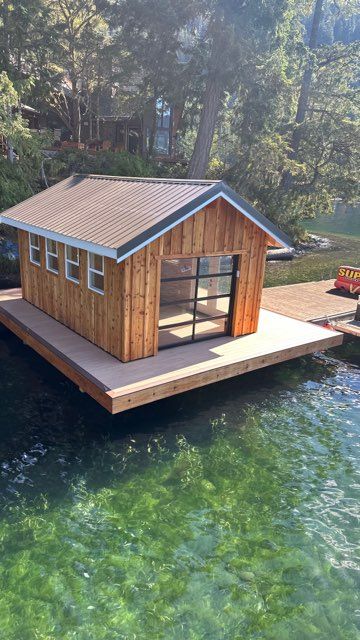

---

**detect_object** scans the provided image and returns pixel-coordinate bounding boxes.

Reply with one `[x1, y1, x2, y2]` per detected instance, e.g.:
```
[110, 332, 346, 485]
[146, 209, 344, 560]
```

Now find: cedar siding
[18, 231, 123, 359]
[18, 197, 269, 363]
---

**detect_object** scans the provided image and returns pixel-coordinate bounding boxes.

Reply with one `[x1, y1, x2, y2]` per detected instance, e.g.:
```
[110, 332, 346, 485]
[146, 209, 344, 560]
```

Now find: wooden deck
[332, 319, 360, 338]
[262, 279, 358, 323]
[0, 288, 343, 414]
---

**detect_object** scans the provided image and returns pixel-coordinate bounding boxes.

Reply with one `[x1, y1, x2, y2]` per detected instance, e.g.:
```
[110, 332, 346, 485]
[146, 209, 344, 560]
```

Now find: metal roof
[0, 175, 292, 261]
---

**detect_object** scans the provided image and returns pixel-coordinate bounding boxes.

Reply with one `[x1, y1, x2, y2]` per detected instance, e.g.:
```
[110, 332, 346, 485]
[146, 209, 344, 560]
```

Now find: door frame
[157, 253, 239, 350]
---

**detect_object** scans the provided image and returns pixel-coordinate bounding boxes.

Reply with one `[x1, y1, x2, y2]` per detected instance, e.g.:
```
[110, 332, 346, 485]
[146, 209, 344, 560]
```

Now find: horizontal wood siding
[18, 230, 123, 359]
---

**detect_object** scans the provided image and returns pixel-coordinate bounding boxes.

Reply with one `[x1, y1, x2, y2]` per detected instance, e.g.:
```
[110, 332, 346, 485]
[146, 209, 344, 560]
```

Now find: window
[29, 233, 40, 265]
[45, 238, 59, 274]
[88, 252, 104, 294]
[65, 245, 80, 283]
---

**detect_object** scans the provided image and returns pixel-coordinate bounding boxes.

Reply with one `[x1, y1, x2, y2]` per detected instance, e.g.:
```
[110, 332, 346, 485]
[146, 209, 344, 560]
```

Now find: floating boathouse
[0, 176, 343, 412]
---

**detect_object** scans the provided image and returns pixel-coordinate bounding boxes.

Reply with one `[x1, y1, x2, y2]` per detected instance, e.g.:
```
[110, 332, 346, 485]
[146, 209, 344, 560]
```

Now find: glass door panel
[159, 302, 195, 328]
[197, 275, 233, 298]
[158, 323, 194, 348]
[194, 318, 227, 340]
[161, 258, 198, 279]
[195, 296, 230, 319]
[159, 255, 237, 349]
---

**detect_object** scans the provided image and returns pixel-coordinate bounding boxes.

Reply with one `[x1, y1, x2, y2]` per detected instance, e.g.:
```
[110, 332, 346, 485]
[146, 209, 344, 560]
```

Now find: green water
[305, 203, 360, 239]
[0, 330, 359, 640]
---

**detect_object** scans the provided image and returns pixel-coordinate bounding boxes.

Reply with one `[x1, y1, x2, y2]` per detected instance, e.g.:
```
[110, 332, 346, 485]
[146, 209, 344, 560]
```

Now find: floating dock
[262, 279, 357, 324]
[0, 287, 343, 414]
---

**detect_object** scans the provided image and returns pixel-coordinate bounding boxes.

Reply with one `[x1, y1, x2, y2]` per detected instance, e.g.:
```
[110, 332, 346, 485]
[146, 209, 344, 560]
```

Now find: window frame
[29, 232, 41, 266]
[65, 244, 80, 284]
[45, 238, 59, 274]
[88, 251, 104, 295]
[158, 255, 238, 349]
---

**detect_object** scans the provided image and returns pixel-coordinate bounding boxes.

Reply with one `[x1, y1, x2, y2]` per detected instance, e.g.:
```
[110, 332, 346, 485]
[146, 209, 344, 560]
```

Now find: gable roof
[0, 175, 292, 261]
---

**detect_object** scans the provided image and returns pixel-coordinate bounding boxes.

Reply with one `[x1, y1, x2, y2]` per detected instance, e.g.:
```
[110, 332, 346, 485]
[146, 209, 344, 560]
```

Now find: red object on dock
[334, 266, 360, 295]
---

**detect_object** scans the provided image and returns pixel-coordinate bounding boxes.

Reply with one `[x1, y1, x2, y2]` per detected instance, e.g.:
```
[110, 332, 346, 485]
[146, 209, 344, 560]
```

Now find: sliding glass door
[159, 255, 237, 349]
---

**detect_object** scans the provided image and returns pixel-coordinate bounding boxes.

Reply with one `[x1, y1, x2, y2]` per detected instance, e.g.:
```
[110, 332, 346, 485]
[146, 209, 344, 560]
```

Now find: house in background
[81, 98, 183, 160]
[0, 175, 290, 362]
[42, 75, 184, 159]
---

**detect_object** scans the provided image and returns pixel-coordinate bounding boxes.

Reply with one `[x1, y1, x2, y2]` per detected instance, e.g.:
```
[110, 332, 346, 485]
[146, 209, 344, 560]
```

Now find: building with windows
[0, 174, 343, 413]
[0, 174, 291, 363]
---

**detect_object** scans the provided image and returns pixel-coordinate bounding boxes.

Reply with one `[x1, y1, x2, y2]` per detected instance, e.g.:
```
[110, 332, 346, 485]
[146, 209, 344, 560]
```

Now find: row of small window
[29, 233, 105, 294]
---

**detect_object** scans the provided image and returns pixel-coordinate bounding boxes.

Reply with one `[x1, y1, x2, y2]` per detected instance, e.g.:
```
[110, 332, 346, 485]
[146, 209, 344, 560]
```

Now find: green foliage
[220, 3, 360, 240]
[48, 149, 158, 180]
[0, 73, 49, 212]
[0, 72, 32, 148]
[0, 253, 20, 275]
[0, 0, 359, 240]
[0, 156, 33, 212]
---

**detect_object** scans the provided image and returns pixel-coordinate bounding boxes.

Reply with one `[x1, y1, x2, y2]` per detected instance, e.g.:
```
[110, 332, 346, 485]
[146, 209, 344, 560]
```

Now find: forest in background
[0, 0, 359, 240]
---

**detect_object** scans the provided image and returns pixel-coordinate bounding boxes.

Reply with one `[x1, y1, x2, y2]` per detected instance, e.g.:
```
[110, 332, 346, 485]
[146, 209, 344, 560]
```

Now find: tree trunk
[96, 93, 100, 139]
[187, 11, 225, 180]
[282, 0, 324, 188]
[89, 93, 93, 140]
[147, 91, 158, 159]
[187, 75, 223, 179]
[6, 105, 14, 163]
[1, 0, 10, 73]
[71, 80, 81, 142]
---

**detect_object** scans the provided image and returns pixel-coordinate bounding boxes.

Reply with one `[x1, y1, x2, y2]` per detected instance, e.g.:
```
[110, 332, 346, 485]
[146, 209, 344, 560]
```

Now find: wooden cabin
[0, 175, 291, 363]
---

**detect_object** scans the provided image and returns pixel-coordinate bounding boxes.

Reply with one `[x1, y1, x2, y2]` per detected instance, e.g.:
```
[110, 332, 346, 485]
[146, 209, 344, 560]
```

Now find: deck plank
[0, 288, 343, 414]
[261, 279, 357, 322]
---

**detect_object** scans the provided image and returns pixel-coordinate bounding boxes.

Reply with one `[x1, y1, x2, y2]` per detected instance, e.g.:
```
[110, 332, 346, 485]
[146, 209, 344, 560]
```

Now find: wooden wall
[18, 230, 124, 359]
[119, 198, 269, 361]
[18, 197, 269, 363]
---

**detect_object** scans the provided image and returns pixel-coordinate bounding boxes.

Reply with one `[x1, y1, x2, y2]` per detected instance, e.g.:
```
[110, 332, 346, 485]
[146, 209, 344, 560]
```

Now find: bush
[0, 156, 35, 213]
[0, 254, 20, 276]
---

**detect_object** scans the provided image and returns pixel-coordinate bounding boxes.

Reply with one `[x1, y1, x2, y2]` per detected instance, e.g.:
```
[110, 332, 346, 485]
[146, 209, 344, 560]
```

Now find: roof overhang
[0, 216, 117, 259]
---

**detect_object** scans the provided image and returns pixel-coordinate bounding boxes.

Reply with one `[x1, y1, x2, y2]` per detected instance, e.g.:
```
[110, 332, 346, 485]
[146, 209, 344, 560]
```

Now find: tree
[187, 0, 289, 178]
[111, 0, 196, 158]
[225, 0, 359, 238]
[45, 0, 110, 142]
[282, 0, 325, 188]
[0, 0, 52, 81]
[0, 73, 45, 210]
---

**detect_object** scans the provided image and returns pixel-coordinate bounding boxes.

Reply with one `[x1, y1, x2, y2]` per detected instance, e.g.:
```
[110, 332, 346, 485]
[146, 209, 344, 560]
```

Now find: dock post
[355, 297, 360, 322]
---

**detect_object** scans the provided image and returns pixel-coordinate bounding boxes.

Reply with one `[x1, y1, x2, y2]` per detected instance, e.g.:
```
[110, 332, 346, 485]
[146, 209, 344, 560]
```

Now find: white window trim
[29, 232, 40, 266]
[65, 244, 80, 284]
[45, 238, 59, 274]
[88, 252, 104, 295]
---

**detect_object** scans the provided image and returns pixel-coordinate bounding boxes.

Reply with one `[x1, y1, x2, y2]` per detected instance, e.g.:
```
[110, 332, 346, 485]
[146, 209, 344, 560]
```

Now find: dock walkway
[0, 288, 342, 414]
[261, 279, 357, 323]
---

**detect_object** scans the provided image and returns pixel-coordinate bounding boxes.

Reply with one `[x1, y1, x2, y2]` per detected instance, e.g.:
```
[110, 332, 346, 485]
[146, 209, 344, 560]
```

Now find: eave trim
[115, 183, 292, 263]
[0, 217, 117, 259]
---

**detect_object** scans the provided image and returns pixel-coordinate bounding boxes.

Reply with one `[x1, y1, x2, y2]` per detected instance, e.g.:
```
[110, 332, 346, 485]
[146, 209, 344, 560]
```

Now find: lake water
[0, 329, 359, 640]
[305, 202, 360, 238]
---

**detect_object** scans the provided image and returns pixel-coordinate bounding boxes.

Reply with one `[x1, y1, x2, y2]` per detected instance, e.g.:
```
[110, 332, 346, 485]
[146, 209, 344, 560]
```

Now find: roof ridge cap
[74, 173, 220, 185]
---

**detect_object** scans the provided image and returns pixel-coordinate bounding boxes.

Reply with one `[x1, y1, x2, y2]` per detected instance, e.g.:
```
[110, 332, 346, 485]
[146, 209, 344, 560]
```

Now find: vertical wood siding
[18, 196, 269, 363]
[119, 198, 268, 361]
[18, 230, 123, 359]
